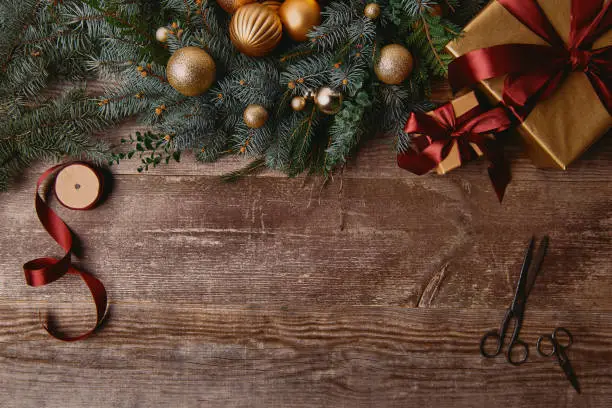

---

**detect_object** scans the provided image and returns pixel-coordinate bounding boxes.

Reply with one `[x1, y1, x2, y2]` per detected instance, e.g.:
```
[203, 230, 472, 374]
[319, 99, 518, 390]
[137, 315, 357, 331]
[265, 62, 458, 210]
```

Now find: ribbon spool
[23, 162, 108, 341]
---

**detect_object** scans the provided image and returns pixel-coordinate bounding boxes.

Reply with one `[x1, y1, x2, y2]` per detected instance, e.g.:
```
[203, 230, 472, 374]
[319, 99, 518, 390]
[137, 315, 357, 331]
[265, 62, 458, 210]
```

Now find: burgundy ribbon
[448, 0, 612, 121]
[398, 103, 513, 201]
[23, 163, 107, 341]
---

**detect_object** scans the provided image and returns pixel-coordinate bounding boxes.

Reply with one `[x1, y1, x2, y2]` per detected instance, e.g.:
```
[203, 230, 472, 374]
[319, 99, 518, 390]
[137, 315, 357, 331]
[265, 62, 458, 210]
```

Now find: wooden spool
[54, 163, 102, 210]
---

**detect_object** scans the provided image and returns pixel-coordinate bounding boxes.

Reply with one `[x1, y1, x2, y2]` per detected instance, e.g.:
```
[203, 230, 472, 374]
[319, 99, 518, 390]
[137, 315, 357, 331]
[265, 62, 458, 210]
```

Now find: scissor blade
[524, 236, 549, 298]
[561, 359, 581, 394]
[512, 237, 535, 304]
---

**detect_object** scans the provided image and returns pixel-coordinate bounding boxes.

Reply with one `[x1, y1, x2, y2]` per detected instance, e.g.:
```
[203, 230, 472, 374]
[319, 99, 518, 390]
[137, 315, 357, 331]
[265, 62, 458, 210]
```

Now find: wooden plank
[1, 170, 610, 309]
[1, 304, 611, 408]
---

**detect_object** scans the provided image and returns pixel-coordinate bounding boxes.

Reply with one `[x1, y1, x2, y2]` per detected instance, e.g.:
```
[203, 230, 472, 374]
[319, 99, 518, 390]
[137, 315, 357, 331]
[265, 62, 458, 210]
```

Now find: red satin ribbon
[448, 0, 612, 121]
[23, 163, 107, 341]
[398, 103, 513, 201]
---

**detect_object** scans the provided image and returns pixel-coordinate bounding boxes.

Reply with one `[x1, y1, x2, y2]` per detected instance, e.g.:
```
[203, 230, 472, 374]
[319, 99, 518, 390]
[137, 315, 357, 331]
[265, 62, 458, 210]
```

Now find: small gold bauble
[279, 0, 321, 42]
[374, 44, 414, 85]
[216, 0, 256, 13]
[166, 47, 216, 96]
[291, 95, 307, 111]
[364, 3, 381, 19]
[261, 0, 282, 13]
[230, 3, 283, 57]
[314, 87, 343, 115]
[243, 104, 269, 128]
[155, 26, 170, 43]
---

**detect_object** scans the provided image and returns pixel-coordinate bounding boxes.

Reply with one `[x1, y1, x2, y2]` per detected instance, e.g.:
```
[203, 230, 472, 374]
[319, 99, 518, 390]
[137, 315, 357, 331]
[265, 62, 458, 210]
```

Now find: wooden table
[1, 91, 611, 407]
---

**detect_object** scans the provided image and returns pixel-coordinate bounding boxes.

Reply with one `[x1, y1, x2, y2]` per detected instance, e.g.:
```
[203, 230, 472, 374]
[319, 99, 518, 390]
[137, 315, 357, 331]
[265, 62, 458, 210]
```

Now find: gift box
[399, 91, 513, 201]
[435, 91, 488, 174]
[446, 0, 612, 169]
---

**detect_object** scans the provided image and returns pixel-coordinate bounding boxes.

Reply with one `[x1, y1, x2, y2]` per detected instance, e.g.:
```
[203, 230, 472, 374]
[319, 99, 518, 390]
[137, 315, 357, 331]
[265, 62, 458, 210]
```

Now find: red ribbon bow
[448, 0, 612, 121]
[398, 103, 513, 201]
[23, 164, 107, 341]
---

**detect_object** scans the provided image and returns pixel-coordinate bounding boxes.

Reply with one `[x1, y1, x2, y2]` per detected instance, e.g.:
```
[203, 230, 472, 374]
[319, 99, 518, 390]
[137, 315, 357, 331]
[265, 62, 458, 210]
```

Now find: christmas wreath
[0, 0, 486, 190]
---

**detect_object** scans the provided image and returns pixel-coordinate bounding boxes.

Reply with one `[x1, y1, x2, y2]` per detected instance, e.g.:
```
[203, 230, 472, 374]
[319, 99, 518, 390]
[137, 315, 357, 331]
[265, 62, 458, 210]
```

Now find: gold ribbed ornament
[278, 0, 321, 42]
[243, 104, 269, 128]
[261, 0, 282, 13]
[374, 44, 414, 85]
[230, 3, 283, 57]
[166, 47, 216, 96]
[216, 0, 256, 13]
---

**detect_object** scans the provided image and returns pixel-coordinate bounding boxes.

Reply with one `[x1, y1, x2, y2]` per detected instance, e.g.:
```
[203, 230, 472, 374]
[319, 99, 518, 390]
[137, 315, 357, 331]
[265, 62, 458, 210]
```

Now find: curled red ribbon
[448, 0, 612, 121]
[23, 163, 107, 341]
[398, 103, 513, 202]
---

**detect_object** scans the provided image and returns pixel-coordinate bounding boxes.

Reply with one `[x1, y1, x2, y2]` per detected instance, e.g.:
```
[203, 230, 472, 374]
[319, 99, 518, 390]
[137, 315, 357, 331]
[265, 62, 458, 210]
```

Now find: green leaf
[173, 151, 181, 162]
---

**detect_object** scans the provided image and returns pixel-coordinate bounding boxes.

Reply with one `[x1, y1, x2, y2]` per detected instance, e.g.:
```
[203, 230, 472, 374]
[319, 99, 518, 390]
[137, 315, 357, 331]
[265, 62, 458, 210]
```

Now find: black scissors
[537, 327, 580, 393]
[480, 236, 549, 365]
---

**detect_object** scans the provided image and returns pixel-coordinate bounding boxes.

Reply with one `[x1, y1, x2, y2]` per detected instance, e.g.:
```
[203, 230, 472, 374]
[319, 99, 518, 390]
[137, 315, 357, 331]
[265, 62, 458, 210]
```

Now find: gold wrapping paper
[446, 0, 612, 169]
[434, 91, 486, 175]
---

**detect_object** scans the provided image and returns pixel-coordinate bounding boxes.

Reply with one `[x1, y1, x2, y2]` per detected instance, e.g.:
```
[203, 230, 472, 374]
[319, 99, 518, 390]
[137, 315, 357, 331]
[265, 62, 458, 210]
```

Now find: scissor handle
[507, 337, 529, 365]
[537, 334, 556, 357]
[537, 327, 573, 358]
[553, 327, 573, 349]
[480, 330, 504, 358]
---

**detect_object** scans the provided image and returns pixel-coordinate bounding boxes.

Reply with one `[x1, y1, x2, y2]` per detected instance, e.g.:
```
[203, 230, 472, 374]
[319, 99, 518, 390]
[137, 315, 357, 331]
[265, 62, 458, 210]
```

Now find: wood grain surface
[1, 80, 611, 407]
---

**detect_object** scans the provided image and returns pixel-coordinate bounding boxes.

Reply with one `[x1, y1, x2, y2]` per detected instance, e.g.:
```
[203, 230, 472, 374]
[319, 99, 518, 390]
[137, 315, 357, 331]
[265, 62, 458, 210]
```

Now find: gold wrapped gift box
[434, 91, 488, 175]
[446, 0, 612, 169]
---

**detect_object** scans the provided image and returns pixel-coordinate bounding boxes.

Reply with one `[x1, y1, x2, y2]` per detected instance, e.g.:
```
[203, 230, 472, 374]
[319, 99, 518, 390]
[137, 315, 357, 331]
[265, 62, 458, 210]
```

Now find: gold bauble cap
[230, 3, 283, 57]
[166, 47, 216, 96]
[279, 0, 321, 42]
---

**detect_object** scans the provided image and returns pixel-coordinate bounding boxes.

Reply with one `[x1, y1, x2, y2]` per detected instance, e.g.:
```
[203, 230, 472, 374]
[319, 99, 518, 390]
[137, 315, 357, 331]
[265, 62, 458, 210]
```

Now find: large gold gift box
[446, 0, 612, 169]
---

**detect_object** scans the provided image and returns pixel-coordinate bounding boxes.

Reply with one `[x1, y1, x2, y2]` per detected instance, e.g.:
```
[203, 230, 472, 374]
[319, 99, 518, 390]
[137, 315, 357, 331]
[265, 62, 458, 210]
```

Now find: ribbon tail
[42, 267, 108, 342]
[398, 140, 450, 175]
[481, 138, 511, 203]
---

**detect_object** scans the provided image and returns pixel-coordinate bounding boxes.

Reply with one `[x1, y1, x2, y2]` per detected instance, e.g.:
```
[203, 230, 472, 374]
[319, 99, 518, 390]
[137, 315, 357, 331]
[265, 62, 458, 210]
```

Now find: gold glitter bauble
[291, 95, 307, 111]
[230, 3, 283, 57]
[261, 0, 282, 13]
[364, 3, 381, 19]
[314, 87, 342, 115]
[278, 0, 321, 42]
[374, 44, 414, 85]
[243, 104, 269, 128]
[166, 47, 216, 96]
[216, 0, 256, 13]
[156, 26, 170, 43]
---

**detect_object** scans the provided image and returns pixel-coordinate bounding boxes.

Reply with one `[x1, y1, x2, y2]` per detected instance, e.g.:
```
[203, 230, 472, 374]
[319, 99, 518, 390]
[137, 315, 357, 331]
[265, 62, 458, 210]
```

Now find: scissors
[480, 235, 549, 365]
[537, 327, 580, 393]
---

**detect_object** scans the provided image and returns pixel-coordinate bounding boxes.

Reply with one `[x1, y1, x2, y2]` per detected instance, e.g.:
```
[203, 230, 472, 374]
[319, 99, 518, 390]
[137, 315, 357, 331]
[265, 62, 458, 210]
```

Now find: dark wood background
[1, 82, 611, 407]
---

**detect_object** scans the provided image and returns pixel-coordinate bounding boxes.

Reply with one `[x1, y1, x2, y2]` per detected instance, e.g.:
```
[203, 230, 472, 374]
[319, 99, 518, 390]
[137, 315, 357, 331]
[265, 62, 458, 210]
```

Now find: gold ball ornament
[291, 95, 307, 111]
[261, 0, 282, 13]
[364, 3, 381, 19]
[278, 0, 321, 42]
[156, 26, 170, 43]
[243, 104, 269, 128]
[216, 0, 256, 13]
[230, 3, 283, 57]
[166, 47, 216, 96]
[314, 87, 343, 115]
[374, 44, 414, 85]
